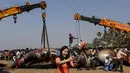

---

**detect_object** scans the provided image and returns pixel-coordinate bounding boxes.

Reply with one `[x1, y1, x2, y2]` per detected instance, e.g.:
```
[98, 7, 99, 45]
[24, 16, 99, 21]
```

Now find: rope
[75, 20, 82, 45]
[77, 20, 82, 42]
[41, 20, 45, 48]
[76, 20, 79, 44]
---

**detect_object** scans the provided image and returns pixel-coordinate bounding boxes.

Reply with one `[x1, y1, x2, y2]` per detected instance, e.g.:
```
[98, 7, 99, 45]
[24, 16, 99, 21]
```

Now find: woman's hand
[68, 56, 73, 61]
[69, 56, 78, 67]
[73, 61, 78, 67]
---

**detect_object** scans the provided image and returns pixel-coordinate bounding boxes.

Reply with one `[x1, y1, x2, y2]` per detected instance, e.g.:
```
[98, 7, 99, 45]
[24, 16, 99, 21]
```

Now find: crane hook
[13, 15, 17, 23]
[42, 12, 46, 19]
[26, 2, 31, 12]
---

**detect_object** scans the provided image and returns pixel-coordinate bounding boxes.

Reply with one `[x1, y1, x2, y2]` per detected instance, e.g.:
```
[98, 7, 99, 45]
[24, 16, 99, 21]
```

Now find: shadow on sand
[124, 60, 130, 66]
[0, 67, 10, 73]
[18, 63, 57, 69]
[0, 64, 10, 73]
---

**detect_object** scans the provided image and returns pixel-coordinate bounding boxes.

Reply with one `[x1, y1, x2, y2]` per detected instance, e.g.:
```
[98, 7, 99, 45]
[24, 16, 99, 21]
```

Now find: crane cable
[41, 9, 50, 48]
[39, 0, 44, 48]
[40, 0, 51, 56]
[40, 0, 53, 63]
[76, 20, 79, 44]
[78, 20, 82, 42]
[76, 20, 82, 44]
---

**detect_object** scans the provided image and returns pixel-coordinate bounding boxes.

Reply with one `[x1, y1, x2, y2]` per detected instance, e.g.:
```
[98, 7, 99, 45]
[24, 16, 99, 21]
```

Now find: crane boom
[74, 13, 130, 32]
[0, 1, 46, 20]
[74, 13, 130, 63]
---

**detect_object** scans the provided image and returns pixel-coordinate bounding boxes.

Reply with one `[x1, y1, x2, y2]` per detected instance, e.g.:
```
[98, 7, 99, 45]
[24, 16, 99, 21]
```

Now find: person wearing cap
[79, 41, 87, 51]
[77, 41, 90, 70]
[78, 41, 87, 57]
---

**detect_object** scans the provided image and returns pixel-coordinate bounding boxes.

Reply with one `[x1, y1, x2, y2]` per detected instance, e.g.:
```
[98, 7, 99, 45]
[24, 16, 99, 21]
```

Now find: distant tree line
[92, 28, 130, 48]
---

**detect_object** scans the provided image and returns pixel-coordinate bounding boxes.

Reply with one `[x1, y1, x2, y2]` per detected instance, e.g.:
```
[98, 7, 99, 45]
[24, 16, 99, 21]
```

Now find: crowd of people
[0, 34, 129, 73]
[68, 34, 128, 73]
[0, 48, 37, 61]
[56, 34, 127, 73]
[0, 44, 129, 73]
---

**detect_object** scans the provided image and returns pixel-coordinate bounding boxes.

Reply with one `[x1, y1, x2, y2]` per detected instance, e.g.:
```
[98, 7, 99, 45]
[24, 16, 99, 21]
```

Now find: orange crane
[74, 13, 130, 33]
[0, 1, 46, 23]
[0, 1, 48, 51]
[0, 1, 47, 48]
[0, 1, 59, 67]
[74, 13, 130, 63]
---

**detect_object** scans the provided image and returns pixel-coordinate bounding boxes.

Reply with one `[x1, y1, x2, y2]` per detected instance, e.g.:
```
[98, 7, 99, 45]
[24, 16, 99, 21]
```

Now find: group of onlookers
[104, 48, 128, 73]
[0, 48, 37, 61]
[0, 43, 129, 73]
[56, 39, 129, 73]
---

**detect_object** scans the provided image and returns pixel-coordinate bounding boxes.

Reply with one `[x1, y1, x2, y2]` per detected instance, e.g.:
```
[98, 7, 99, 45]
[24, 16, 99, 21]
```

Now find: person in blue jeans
[104, 56, 113, 71]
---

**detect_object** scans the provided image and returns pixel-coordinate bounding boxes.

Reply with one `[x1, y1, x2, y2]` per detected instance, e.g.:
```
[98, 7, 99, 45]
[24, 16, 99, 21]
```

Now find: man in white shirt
[104, 56, 113, 71]
[114, 48, 127, 72]
[16, 50, 21, 60]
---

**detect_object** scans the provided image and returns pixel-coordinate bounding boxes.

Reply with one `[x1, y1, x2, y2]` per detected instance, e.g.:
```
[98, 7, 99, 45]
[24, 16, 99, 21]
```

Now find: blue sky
[0, 0, 130, 49]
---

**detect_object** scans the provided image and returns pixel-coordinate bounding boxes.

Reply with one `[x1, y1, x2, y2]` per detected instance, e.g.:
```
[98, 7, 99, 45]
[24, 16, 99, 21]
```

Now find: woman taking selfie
[56, 46, 77, 73]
